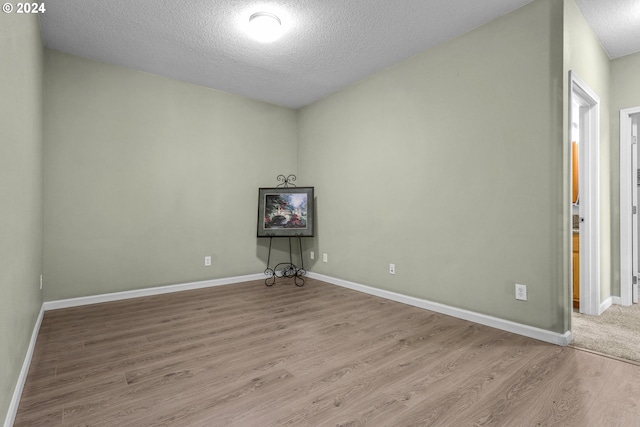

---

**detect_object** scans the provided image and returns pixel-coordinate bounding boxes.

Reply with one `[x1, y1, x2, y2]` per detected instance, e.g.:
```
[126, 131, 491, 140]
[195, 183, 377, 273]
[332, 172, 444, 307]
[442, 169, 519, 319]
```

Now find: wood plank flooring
[14, 278, 640, 426]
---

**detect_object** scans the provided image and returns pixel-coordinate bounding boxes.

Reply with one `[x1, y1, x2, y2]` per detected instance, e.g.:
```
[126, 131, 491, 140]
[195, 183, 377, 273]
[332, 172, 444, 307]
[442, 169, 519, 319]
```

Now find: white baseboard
[43, 273, 264, 311]
[4, 305, 45, 427]
[599, 296, 613, 314]
[611, 296, 622, 306]
[307, 272, 572, 346]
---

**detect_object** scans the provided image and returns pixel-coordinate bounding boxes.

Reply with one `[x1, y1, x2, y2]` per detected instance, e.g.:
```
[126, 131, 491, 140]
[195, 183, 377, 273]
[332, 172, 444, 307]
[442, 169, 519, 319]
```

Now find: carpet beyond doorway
[571, 303, 640, 363]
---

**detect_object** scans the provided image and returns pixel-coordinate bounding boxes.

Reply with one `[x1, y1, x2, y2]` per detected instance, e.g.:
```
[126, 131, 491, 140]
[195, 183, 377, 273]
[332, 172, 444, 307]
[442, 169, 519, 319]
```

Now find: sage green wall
[298, 0, 567, 332]
[611, 53, 640, 112]
[563, 0, 613, 301]
[43, 50, 298, 301]
[610, 51, 640, 296]
[0, 12, 43, 423]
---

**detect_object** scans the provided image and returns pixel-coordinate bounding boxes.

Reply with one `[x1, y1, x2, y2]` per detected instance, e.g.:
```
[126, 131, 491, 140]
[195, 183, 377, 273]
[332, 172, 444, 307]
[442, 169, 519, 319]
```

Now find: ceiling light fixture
[248, 12, 282, 43]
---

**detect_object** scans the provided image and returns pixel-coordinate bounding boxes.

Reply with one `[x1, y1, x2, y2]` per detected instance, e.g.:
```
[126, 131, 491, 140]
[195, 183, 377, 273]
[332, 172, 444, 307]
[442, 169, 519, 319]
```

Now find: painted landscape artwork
[257, 187, 314, 237]
[264, 193, 307, 229]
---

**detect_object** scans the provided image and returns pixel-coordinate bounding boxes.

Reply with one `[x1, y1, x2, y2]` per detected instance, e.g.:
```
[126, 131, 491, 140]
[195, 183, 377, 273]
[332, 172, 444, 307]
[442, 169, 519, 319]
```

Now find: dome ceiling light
[248, 12, 282, 43]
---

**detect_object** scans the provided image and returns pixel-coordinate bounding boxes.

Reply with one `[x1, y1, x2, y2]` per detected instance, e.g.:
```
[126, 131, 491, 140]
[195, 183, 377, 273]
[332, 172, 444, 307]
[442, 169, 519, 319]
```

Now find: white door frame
[569, 71, 601, 315]
[620, 107, 640, 306]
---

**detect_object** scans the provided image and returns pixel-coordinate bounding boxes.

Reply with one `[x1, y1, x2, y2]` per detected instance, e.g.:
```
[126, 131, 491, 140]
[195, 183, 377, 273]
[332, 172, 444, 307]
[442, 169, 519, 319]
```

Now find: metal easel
[262, 175, 307, 287]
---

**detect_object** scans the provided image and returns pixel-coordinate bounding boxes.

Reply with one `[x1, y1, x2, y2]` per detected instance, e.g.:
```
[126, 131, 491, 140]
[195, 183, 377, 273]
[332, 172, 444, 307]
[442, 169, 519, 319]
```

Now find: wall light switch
[323, 253, 328, 263]
[310, 251, 315, 260]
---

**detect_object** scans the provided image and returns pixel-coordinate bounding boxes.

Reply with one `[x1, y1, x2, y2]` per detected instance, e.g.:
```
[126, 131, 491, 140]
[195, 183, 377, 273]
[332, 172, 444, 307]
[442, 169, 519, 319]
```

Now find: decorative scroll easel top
[276, 174, 297, 188]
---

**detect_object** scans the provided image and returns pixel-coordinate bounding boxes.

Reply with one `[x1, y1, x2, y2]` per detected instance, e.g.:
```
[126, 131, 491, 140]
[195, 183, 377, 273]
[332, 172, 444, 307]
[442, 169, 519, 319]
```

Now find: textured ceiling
[573, 0, 640, 59]
[39, 0, 640, 109]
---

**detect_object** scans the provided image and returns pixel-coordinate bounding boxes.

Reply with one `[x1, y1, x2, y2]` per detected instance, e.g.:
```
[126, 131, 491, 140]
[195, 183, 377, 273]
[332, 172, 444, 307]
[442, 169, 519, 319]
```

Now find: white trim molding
[43, 274, 264, 311]
[4, 306, 45, 427]
[308, 272, 572, 347]
[569, 70, 601, 316]
[620, 106, 640, 307]
[599, 296, 613, 315]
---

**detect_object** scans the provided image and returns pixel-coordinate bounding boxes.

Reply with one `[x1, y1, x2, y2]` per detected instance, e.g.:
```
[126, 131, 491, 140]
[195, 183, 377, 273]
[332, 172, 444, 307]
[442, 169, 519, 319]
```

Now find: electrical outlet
[515, 283, 527, 301]
[389, 263, 395, 274]
[204, 256, 212, 267]
[310, 251, 315, 260]
[323, 253, 328, 263]
[40, 274, 43, 290]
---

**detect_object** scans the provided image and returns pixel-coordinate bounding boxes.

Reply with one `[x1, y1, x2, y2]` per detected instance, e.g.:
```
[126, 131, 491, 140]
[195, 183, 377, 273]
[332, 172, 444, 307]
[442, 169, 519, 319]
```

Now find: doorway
[620, 107, 640, 306]
[569, 71, 600, 316]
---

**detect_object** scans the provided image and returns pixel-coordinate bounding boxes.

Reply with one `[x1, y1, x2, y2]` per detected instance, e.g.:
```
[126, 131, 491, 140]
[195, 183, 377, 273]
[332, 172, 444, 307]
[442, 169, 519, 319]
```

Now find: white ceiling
[574, 0, 640, 59]
[39, 0, 640, 109]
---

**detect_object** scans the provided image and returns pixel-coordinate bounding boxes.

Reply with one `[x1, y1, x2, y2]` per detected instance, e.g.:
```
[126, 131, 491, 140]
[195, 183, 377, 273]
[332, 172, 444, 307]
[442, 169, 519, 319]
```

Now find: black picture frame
[257, 187, 314, 237]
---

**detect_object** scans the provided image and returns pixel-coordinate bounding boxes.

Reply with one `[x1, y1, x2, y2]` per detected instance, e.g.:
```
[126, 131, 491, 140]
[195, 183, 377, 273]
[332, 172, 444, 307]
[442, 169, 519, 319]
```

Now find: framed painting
[257, 187, 314, 237]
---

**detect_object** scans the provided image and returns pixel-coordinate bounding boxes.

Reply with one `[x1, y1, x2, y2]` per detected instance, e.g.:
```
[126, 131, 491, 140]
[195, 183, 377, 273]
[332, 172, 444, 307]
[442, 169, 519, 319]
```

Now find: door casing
[569, 71, 601, 316]
[620, 107, 640, 306]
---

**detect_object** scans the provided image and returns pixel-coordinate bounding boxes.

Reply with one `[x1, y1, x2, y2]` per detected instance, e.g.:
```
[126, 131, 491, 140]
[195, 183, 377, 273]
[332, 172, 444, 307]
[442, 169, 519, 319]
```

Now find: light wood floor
[15, 278, 640, 426]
